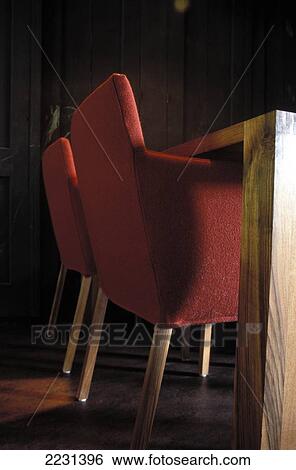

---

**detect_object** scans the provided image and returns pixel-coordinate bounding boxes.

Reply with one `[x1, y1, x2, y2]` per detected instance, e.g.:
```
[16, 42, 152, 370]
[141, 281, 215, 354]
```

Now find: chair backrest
[42, 137, 95, 276]
[71, 74, 160, 320]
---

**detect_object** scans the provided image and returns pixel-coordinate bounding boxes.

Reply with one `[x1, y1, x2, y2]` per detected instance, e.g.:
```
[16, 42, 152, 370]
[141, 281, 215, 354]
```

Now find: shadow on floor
[0, 333, 234, 449]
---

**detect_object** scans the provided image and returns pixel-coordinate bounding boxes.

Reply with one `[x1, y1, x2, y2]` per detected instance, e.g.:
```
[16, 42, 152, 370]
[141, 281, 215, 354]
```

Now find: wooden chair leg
[84, 273, 99, 324]
[76, 288, 108, 401]
[47, 263, 67, 333]
[131, 325, 172, 450]
[62, 275, 92, 374]
[181, 326, 191, 361]
[198, 323, 212, 377]
[90, 274, 99, 312]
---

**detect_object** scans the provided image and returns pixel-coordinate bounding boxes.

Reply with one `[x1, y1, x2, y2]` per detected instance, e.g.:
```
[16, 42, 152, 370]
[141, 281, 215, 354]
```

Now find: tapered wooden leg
[198, 324, 212, 377]
[47, 263, 67, 332]
[76, 288, 108, 401]
[90, 274, 99, 312]
[181, 326, 191, 361]
[84, 273, 99, 324]
[131, 325, 173, 450]
[62, 275, 92, 374]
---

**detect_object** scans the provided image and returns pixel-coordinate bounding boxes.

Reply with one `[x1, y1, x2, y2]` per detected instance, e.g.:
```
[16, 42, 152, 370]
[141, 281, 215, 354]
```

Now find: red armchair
[42, 137, 96, 374]
[71, 73, 242, 448]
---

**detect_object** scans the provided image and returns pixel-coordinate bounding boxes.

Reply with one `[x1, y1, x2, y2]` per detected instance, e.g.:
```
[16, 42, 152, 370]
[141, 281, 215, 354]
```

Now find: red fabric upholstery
[71, 73, 242, 326]
[42, 138, 95, 276]
[71, 74, 160, 322]
[136, 149, 242, 325]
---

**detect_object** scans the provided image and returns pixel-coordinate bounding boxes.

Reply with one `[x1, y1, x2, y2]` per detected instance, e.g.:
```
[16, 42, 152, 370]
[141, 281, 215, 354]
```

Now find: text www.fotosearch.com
[111, 453, 251, 467]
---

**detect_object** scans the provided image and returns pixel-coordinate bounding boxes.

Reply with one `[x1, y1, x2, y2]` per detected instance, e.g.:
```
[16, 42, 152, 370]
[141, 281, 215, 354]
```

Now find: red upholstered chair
[71, 74, 242, 449]
[42, 137, 96, 374]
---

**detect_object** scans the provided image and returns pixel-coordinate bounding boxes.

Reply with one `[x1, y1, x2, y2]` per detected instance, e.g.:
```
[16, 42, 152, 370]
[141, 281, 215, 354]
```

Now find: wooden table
[193, 110, 296, 449]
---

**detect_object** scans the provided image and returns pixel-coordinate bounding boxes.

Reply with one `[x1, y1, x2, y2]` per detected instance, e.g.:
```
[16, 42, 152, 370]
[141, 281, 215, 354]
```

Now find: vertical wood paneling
[140, 0, 168, 150]
[0, 0, 42, 317]
[29, 0, 42, 315]
[0, 0, 11, 147]
[205, 0, 231, 130]
[40, 0, 64, 319]
[184, 0, 208, 140]
[282, 4, 296, 112]
[0, 177, 9, 283]
[10, 0, 31, 315]
[265, 0, 284, 112]
[0, 0, 12, 290]
[40, 0, 293, 152]
[206, 0, 232, 130]
[239, 1, 253, 120]
[230, 0, 251, 124]
[250, 2, 266, 116]
[167, 1, 185, 148]
[91, 0, 122, 88]
[121, 0, 142, 101]
[61, 0, 92, 135]
[41, 0, 63, 147]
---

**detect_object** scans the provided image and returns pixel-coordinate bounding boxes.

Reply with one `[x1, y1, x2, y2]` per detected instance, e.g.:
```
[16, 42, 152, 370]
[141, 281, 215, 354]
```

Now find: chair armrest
[164, 121, 244, 157]
[138, 148, 242, 179]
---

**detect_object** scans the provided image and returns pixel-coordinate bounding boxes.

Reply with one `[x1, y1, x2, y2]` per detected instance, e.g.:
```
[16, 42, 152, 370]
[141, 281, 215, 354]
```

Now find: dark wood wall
[40, 0, 296, 320]
[0, 0, 41, 318]
[41, 0, 296, 148]
[1, 0, 295, 319]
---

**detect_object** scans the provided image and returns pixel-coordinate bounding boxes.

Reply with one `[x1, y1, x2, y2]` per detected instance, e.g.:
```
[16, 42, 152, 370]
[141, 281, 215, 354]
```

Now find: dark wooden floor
[0, 326, 234, 449]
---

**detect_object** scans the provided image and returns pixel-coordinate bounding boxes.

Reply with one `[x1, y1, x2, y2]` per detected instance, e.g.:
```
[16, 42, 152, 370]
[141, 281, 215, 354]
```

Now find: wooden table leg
[234, 110, 296, 449]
